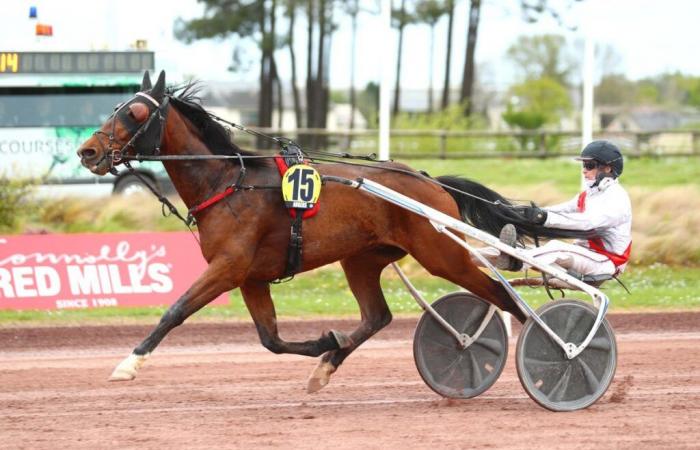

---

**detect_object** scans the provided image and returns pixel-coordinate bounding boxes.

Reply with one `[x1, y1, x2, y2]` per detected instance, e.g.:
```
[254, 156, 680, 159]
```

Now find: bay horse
[76, 71, 586, 392]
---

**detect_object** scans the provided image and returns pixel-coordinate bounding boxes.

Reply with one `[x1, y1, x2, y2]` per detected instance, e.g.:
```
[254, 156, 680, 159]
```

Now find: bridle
[91, 91, 169, 175]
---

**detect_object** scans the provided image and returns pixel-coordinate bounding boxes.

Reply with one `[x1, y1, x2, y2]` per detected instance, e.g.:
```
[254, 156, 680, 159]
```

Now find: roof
[606, 107, 700, 131]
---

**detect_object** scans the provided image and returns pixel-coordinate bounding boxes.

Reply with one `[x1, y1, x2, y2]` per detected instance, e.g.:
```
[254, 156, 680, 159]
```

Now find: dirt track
[1, 312, 699, 449]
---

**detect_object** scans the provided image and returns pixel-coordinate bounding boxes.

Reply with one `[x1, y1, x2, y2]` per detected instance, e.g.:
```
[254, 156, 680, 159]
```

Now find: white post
[378, 0, 392, 160]
[582, 34, 594, 147]
[581, 27, 595, 190]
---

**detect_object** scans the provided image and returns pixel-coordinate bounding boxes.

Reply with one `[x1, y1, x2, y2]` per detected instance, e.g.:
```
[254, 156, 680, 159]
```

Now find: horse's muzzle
[77, 147, 111, 175]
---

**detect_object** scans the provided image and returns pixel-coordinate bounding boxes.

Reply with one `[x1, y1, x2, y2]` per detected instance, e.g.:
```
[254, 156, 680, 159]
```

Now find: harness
[180, 143, 321, 281]
[273, 145, 321, 280]
[577, 191, 632, 269]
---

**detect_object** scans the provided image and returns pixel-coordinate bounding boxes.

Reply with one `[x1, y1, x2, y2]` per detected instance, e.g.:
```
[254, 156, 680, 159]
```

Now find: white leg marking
[307, 360, 336, 393]
[108, 353, 149, 381]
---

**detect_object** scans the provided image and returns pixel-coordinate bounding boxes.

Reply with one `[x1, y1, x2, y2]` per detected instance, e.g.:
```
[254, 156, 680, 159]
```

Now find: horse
[76, 71, 587, 393]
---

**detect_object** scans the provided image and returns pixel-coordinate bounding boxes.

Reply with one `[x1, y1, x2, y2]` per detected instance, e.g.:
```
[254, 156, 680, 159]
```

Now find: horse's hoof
[307, 360, 335, 393]
[108, 353, 148, 382]
[329, 329, 353, 349]
[109, 370, 136, 382]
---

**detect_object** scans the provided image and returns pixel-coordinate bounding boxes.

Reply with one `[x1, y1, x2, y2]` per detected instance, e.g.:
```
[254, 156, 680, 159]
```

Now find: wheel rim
[516, 300, 617, 411]
[413, 292, 508, 399]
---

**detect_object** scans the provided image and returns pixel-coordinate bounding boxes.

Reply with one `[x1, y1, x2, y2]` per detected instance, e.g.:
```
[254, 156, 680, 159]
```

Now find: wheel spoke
[468, 351, 484, 388]
[458, 304, 484, 335]
[563, 307, 586, 342]
[434, 354, 462, 381]
[546, 365, 572, 402]
[422, 335, 457, 352]
[524, 356, 563, 367]
[577, 358, 600, 395]
[528, 325, 560, 356]
[473, 337, 503, 356]
[586, 336, 612, 352]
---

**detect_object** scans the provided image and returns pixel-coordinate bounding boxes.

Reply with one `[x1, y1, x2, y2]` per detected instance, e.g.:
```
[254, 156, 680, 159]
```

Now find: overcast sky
[4, 0, 700, 90]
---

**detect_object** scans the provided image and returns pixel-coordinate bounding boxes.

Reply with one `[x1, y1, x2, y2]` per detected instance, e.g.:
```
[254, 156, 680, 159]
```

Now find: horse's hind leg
[109, 257, 239, 381]
[240, 280, 347, 357]
[307, 247, 403, 393]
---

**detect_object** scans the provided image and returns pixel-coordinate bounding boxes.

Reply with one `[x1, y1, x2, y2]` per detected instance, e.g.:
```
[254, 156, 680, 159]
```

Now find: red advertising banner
[0, 232, 228, 310]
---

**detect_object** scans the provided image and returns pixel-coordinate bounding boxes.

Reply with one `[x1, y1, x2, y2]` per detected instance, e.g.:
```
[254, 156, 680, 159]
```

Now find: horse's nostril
[79, 148, 97, 159]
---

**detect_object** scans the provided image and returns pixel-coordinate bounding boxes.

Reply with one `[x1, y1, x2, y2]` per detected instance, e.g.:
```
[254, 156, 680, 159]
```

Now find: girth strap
[273, 155, 320, 281]
[284, 213, 304, 279]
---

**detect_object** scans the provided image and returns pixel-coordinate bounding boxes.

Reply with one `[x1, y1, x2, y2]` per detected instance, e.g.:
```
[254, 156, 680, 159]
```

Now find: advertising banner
[0, 232, 228, 310]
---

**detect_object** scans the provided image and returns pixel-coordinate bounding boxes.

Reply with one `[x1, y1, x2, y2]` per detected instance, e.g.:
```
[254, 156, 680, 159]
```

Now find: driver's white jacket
[543, 178, 632, 269]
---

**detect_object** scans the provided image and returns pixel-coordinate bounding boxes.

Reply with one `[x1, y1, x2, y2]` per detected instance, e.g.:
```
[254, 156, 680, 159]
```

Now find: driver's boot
[495, 224, 523, 271]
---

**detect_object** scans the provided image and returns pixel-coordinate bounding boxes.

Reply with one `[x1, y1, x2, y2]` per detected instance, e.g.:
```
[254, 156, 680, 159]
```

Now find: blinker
[114, 94, 168, 156]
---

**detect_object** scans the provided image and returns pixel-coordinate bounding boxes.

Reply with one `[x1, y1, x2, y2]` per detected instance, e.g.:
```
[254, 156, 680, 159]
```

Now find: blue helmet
[577, 140, 623, 177]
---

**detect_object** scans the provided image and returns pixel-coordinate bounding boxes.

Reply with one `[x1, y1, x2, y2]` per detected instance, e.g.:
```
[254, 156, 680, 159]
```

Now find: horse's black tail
[436, 175, 596, 242]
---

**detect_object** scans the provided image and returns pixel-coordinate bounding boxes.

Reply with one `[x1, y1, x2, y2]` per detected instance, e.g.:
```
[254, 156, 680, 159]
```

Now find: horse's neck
[159, 112, 237, 209]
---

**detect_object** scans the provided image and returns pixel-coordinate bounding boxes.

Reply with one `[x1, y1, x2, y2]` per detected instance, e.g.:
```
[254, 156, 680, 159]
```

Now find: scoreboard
[0, 51, 154, 74]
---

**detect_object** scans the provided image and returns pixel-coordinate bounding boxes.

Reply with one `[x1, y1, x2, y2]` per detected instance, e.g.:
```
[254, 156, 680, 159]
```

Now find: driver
[481, 140, 632, 278]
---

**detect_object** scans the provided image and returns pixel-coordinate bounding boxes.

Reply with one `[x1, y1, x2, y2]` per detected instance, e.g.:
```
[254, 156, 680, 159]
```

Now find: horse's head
[77, 70, 170, 175]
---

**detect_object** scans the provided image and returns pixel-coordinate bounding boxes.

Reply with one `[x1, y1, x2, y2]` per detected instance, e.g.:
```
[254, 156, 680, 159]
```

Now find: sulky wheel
[516, 299, 617, 411]
[413, 292, 508, 399]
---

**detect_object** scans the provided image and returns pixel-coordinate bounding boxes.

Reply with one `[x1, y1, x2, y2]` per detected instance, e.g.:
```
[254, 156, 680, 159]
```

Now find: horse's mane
[166, 82, 270, 167]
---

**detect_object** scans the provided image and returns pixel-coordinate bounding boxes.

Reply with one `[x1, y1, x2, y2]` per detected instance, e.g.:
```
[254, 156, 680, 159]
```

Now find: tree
[459, 0, 481, 117]
[450, 0, 581, 117]
[392, 0, 413, 117]
[595, 74, 637, 106]
[503, 77, 571, 151]
[357, 82, 379, 127]
[284, 0, 303, 128]
[506, 34, 575, 86]
[343, 0, 380, 128]
[415, 0, 449, 113]
[306, 0, 336, 134]
[344, 0, 361, 128]
[440, 0, 455, 110]
[504, 77, 572, 126]
[175, 0, 276, 142]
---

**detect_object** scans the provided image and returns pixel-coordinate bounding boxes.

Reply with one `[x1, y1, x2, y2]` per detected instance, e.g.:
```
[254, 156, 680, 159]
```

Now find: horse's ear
[151, 70, 166, 101]
[140, 71, 152, 91]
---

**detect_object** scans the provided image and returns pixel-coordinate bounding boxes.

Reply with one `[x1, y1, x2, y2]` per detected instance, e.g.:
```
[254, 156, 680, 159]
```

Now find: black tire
[413, 292, 508, 399]
[516, 299, 617, 411]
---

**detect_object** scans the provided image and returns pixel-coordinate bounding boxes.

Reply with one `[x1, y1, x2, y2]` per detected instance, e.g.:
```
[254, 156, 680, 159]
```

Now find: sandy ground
[1, 312, 699, 449]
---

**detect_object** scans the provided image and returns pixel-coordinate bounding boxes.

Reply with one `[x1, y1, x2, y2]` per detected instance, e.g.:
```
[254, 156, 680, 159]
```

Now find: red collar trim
[188, 186, 236, 217]
[187, 156, 321, 220]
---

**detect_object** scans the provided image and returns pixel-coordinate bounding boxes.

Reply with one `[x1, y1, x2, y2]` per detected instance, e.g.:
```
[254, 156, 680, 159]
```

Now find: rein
[121, 121, 513, 210]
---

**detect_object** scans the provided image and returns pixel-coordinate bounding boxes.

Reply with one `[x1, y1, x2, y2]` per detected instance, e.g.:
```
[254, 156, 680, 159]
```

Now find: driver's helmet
[576, 140, 624, 177]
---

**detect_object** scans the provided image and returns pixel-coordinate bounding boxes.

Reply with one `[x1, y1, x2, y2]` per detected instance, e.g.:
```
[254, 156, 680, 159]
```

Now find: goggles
[582, 160, 599, 171]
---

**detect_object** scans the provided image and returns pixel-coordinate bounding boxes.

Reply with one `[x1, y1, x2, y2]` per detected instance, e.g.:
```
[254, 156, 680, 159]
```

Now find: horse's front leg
[109, 257, 239, 381]
[240, 280, 349, 357]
